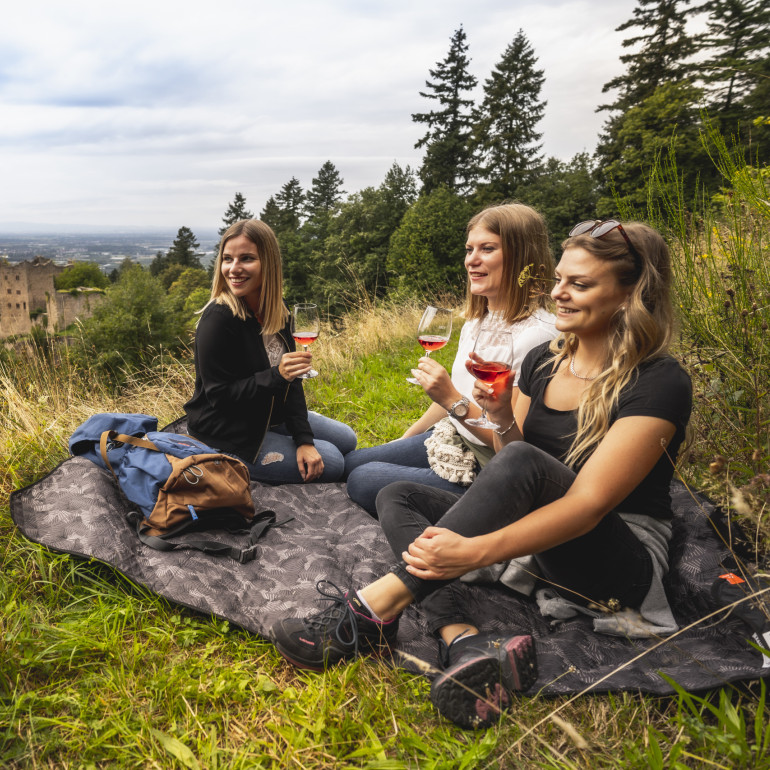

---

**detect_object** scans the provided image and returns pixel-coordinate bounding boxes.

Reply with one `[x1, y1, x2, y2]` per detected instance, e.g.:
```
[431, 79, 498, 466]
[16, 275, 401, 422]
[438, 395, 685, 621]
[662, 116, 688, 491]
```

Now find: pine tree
[218, 192, 254, 237]
[149, 227, 202, 277]
[166, 226, 202, 269]
[595, 0, 703, 209]
[260, 178, 307, 301]
[259, 196, 282, 231]
[273, 177, 305, 232]
[212, 192, 255, 270]
[305, 162, 345, 219]
[600, 0, 697, 113]
[472, 30, 545, 201]
[412, 27, 478, 194]
[698, 0, 770, 114]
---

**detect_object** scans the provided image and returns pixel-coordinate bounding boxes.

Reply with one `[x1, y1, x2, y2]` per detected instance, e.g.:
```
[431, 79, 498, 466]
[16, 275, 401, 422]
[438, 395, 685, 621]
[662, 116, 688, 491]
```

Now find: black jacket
[184, 302, 314, 462]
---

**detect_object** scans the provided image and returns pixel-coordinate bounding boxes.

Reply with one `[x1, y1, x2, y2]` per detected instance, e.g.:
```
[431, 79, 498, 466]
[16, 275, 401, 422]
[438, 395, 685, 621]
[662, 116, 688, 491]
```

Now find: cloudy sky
[1, 0, 640, 232]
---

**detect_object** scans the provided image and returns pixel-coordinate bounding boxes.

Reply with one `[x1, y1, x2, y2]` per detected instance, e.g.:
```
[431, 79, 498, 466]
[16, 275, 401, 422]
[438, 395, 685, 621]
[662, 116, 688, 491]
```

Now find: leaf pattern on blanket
[10, 454, 769, 694]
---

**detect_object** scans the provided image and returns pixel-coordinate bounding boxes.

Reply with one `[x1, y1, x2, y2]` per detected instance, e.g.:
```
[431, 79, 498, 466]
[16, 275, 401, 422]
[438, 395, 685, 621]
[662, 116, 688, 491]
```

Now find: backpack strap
[136, 509, 292, 563]
[99, 430, 160, 476]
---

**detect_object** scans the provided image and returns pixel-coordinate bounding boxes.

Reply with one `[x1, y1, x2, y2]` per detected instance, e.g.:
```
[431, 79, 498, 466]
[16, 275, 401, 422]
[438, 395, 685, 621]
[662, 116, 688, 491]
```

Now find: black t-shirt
[518, 343, 692, 519]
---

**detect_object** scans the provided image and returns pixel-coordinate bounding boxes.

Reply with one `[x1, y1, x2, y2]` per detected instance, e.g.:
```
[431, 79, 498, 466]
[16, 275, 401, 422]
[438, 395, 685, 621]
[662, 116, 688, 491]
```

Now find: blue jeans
[376, 442, 653, 634]
[240, 412, 356, 484]
[343, 431, 469, 516]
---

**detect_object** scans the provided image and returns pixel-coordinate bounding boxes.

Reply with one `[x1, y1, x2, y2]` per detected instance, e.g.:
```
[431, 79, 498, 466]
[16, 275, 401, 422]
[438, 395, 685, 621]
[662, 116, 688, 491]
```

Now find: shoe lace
[305, 580, 360, 655]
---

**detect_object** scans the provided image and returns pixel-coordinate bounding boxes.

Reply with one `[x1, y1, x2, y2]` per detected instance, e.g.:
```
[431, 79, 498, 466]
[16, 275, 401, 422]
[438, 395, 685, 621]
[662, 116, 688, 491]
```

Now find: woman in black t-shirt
[270, 220, 692, 729]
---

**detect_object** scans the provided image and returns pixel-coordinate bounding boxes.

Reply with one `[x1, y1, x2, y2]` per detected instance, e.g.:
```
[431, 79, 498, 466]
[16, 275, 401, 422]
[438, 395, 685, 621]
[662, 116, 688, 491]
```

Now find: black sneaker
[271, 580, 400, 671]
[430, 632, 537, 730]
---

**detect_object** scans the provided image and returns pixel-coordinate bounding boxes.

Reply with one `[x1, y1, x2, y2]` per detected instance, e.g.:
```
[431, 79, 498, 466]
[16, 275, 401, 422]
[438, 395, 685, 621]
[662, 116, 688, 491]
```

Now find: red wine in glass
[292, 332, 319, 347]
[469, 361, 511, 386]
[465, 326, 515, 429]
[292, 303, 320, 379]
[418, 335, 449, 353]
[407, 306, 452, 384]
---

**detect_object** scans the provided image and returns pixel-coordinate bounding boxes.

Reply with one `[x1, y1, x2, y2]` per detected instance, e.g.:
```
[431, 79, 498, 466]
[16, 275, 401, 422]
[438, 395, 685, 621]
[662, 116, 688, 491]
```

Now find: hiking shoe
[270, 580, 400, 671]
[430, 632, 537, 730]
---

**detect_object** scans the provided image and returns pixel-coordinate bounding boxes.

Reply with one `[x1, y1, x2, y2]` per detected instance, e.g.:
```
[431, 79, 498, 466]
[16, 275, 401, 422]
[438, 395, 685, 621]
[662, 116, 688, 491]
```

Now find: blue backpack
[70, 413, 284, 562]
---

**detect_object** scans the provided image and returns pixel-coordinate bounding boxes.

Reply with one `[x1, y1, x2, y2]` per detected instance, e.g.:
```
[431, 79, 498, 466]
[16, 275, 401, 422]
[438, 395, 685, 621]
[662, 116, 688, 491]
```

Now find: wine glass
[406, 306, 452, 385]
[465, 326, 514, 429]
[292, 303, 320, 379]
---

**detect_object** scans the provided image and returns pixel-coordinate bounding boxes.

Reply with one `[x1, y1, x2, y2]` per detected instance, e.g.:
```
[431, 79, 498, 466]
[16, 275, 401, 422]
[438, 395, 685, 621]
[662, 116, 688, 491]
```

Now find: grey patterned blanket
[10, 454, 770, 695]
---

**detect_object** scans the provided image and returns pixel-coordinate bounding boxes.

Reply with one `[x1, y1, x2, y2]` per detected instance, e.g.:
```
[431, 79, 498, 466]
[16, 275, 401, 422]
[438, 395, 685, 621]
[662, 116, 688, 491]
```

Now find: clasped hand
[402, 527, 481, 580]
[279, 350, 313, 381]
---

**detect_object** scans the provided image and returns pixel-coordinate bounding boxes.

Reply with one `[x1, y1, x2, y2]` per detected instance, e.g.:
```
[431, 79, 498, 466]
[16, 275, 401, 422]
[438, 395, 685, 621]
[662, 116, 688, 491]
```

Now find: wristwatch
[447, 396, 470, 420]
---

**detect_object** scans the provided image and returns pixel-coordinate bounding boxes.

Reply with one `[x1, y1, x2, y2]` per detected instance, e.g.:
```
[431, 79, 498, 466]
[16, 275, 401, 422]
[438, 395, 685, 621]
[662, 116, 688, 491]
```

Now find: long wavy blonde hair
[209, 219, 288, 334]
[551, 222, 674, 467]
[464, 203, 554, 324]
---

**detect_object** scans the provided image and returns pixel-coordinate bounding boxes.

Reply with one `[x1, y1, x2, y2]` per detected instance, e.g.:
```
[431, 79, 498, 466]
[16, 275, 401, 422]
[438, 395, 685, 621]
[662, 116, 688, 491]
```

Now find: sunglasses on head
[569, 219, 642, 268]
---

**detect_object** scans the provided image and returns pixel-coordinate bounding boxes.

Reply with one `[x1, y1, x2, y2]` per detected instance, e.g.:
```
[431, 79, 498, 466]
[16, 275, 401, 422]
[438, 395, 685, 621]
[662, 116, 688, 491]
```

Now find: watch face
[454, 402, 468, 417]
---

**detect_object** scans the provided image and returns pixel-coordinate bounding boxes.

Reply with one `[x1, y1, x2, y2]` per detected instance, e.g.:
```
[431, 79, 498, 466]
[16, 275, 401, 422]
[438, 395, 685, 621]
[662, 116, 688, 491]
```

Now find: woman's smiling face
[465, 226, 505, 310]
[551, 246, 631, 339]
[221, 234, 263, 312]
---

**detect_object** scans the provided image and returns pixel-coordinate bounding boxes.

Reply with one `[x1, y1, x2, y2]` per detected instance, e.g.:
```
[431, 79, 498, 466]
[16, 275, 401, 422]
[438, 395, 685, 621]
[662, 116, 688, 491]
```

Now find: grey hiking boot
[271, 580, 400, 671]
[430, 632, 537, 729]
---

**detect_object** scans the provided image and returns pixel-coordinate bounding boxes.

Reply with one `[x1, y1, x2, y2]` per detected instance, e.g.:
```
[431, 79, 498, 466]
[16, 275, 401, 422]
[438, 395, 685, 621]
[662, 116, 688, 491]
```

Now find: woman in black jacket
[185, 219, 356, 483]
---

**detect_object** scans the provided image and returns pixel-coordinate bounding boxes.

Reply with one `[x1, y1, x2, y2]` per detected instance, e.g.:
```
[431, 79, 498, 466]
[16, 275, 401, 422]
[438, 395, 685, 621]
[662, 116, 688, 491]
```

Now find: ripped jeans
[238, 411, 357, 484]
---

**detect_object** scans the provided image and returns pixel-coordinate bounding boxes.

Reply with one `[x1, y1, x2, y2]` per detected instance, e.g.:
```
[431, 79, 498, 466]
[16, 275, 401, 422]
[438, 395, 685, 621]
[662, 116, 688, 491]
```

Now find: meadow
[1, 148, 769, 768]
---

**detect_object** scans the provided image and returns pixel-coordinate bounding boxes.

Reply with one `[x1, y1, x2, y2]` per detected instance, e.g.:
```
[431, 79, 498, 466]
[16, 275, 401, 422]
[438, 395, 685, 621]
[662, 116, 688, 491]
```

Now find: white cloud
[0, 0, 638, 229]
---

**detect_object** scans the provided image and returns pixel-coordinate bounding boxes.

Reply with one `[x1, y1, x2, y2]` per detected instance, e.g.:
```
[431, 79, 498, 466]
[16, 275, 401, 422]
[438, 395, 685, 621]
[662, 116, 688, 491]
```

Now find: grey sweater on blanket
[460, 513, 678, 638]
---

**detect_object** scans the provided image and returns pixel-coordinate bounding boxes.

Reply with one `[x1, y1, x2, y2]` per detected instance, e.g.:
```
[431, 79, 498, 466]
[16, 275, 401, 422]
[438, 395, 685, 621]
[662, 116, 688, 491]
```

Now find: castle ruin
[0, 257, 105, 339]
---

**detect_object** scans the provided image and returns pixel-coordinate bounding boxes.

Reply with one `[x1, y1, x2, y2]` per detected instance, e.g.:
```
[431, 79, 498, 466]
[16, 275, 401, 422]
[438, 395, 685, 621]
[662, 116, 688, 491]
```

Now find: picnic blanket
[9, 446, 770, 696]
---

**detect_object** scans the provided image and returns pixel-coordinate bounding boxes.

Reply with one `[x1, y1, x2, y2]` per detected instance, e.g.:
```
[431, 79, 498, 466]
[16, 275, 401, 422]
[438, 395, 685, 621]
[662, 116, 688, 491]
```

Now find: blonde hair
[552, 222, 674, 467]
[463, 202, 554, 324]
[209, 219, 288, 334]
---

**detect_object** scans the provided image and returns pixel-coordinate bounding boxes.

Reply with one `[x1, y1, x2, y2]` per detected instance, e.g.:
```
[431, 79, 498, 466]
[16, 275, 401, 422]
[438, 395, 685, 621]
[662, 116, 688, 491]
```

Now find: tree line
[51, 0, 768, 378]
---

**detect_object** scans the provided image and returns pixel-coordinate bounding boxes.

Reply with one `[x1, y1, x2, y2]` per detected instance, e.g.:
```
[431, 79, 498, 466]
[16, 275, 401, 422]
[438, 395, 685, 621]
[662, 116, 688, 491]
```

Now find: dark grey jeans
[376, 442, 653, 634]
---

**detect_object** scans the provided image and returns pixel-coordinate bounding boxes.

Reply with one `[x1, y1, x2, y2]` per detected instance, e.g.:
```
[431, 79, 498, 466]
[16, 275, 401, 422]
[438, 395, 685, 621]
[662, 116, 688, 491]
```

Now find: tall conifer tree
[595, 0, 703, 211]
[698, 0, 770, 114]
[305, 161, 345, 218]
[260, 178, 306, 300]
[213, 192, 254, 264]
[412, 27, 478, 194]
[600, 0, 696, 113]
[219, 193, 254, 235]
[472, 30, 545, 201]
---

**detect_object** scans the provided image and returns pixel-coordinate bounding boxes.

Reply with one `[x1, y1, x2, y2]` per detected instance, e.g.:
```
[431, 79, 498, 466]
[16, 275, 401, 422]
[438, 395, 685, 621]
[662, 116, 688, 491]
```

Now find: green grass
[2, 324, 768, 768]
[2, 143, 770, 765]
[305, 333, 460, 446]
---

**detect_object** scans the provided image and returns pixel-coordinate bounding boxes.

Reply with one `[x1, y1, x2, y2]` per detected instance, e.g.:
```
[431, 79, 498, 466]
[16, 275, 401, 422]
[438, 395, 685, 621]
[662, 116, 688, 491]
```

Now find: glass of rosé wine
[406, 305, 452, 385]
[292, 303, 320, 379]
[465, 326, 514, 429]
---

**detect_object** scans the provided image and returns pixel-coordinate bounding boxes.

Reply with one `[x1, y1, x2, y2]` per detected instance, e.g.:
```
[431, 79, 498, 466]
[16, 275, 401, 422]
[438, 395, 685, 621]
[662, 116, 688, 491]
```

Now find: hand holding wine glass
[292, 303, 320, 379]
[465, 327, 514, 429]
[407, 305, 452, 385]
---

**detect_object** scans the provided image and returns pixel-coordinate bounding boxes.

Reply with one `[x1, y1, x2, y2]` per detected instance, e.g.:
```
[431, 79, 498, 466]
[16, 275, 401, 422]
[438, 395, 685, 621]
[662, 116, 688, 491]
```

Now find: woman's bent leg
[307, 411, 357, 455]
[378, 442, 652, 616]
[343, 432, 434, 478]
[243, 432, 345, 483]
[347, 462, 467, 517]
